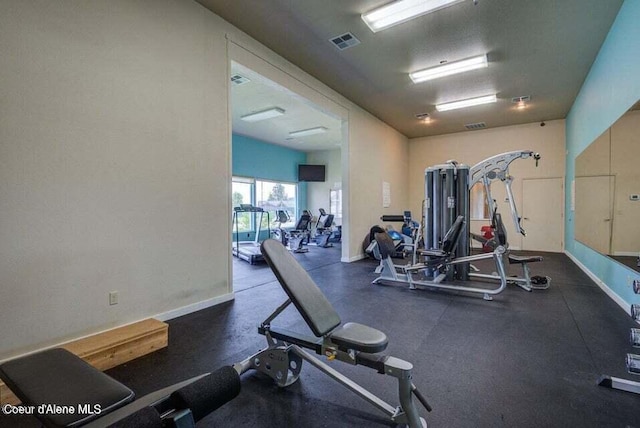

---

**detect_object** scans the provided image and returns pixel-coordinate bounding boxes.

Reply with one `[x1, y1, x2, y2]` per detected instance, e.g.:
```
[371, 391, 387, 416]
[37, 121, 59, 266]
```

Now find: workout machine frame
[373, 217, 510, 300]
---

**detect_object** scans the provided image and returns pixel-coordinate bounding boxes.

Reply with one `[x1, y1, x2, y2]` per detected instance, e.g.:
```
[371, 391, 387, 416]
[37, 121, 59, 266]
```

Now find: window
[232, 177, 254, 232]
[470, 182, 491, 220]
[330, 189, 342, 218]
[233, 177, 298, 231]
[255, 180, 297, 229]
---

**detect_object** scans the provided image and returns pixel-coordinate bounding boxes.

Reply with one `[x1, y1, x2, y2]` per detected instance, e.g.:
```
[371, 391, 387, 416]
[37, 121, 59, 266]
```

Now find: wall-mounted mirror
[575, 101, 640, 272]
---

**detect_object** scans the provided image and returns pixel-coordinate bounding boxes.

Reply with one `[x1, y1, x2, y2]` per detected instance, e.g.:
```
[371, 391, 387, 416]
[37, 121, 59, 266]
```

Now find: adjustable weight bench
[0, 347, 240, 427]
[234, 239, 431, 427]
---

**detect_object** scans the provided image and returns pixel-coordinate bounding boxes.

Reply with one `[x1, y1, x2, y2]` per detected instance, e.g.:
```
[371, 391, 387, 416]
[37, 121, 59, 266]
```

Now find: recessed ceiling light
[410, 55, 488, 83]
[289, 127, 328, 138]
[511, 95, 531, 110]
[415, 113, 432, 123]
[241, 107, 285, 122]
[362, 0, 466, 33]
[435, 94, 497, 112]
[511, 95, 531, 103]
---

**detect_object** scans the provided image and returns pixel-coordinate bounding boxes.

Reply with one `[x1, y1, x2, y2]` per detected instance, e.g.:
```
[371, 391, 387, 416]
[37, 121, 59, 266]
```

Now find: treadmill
[232, 204, 270, 264]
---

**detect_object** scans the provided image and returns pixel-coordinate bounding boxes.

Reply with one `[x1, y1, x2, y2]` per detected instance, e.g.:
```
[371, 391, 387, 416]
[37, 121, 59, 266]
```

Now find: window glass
[255, 180, 297, 229]
[232, 178, 253, 232]
[330, 189, 342, 218]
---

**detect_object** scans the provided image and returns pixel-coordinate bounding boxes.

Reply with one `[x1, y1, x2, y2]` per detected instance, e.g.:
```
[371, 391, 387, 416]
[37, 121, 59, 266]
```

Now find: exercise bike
[310, 208, 335, 248]
[272, 210, 311, 253]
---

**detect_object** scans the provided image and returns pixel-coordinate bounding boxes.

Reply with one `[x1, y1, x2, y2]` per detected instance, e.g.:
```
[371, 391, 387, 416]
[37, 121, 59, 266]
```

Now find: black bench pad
[0, 348, 134, 427]
[329, 322, 388, 354]
[508, 254, 543, 264]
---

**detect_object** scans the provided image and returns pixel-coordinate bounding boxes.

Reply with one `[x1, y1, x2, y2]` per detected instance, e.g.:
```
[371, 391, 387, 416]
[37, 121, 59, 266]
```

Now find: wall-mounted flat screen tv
[298, 164, 326, 182]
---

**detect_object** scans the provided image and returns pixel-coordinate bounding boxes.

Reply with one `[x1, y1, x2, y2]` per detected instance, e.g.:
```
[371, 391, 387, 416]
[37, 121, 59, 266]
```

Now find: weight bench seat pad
[329, 322, 388, 354]
[261, 239, 341, 337]
[0, 348, 134, 427]
[508, 254, 543, 264]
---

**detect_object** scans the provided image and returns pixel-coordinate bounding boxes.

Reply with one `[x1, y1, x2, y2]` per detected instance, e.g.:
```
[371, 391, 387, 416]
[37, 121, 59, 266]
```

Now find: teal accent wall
[232, 134, 307, 240]
[565, 0, 640, 307]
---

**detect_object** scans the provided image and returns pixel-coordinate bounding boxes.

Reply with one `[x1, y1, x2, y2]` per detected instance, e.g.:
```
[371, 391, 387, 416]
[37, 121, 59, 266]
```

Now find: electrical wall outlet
[109, 291, 118, 306]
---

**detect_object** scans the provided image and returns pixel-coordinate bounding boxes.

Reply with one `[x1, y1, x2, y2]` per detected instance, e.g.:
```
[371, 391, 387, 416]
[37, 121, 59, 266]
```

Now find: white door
[521, 178, 564, 252]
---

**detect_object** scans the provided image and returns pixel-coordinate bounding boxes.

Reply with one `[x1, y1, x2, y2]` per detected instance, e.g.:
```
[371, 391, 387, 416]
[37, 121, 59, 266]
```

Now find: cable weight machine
[373, 150, 546, 300]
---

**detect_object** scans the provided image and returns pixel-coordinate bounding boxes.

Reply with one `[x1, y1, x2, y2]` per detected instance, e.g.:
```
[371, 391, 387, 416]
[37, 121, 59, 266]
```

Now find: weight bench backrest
[261, 239, 341, 337]
[442, 215, 465, 254]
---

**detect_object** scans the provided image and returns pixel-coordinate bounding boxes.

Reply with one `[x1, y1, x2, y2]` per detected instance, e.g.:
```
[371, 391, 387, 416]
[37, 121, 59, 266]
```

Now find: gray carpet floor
[3, 245, 640, 427]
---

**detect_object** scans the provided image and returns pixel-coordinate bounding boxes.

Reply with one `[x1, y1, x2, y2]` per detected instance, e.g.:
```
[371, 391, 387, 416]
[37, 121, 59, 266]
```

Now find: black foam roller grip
[169, 366, 241, 422]
[107, 406, 162, 428]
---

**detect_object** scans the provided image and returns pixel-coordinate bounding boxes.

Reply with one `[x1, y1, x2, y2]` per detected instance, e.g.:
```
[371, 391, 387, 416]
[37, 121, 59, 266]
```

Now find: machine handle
[411, 383, 432, 412]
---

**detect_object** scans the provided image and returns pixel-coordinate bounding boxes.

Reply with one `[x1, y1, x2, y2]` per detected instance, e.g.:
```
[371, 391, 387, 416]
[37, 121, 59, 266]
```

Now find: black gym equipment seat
[0, 347, 240, 427]
[233, 239, 431, 428]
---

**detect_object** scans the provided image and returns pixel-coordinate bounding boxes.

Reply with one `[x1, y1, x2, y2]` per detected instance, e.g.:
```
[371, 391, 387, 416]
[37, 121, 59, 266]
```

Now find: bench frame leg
[235, 341, 427, 428]
[598, 375, 640, 395]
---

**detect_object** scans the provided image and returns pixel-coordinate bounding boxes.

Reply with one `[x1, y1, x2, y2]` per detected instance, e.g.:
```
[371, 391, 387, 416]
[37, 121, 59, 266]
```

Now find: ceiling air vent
[230, 74, 251, 86]
[329, 32, 361, 51]
[511, 95, 530, 103]
[464, 122, 487, 130]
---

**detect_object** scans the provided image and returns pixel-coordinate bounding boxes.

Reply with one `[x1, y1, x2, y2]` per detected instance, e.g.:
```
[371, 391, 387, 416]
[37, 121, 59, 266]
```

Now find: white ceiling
[230, 63, 342, 152]
[203, 0, 624, 146]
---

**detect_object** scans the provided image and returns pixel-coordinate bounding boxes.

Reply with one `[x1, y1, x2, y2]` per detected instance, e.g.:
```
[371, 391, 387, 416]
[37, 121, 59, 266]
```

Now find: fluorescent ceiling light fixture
[289, 127, 328, 138]
[410, 55, 488, 83]
[362, 0, 465, 32]
[240, 107, 285, 122]
[435, 94, 497, 112]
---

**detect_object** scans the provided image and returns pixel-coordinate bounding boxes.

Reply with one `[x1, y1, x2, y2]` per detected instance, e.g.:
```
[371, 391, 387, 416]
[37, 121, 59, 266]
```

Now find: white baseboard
[154, 292, 235, 322]
[342, 253, 366, 263]
[0, 292, 236, 364]
[564, 250, 630, 314]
